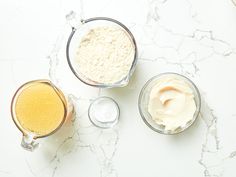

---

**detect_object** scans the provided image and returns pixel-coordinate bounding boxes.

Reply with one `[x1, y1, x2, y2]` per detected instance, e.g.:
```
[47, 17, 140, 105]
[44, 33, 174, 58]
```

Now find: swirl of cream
[148, 76, 196, 131]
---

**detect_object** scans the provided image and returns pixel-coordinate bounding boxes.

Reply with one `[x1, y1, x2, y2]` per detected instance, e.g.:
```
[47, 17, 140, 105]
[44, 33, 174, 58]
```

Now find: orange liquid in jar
[15, 82, 66, 136]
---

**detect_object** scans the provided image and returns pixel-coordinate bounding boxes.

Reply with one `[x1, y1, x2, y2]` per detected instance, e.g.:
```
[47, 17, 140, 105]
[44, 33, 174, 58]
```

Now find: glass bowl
[88, 97, 120, 129]
[66, 17, 138, 88]
[138, 73, 201, 135]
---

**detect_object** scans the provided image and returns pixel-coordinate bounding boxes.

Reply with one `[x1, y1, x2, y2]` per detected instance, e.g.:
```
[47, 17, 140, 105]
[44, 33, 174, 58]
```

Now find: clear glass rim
[66, 17, 138, 88]
[11, 79, 68, 139]
[138, 72, 201, 135]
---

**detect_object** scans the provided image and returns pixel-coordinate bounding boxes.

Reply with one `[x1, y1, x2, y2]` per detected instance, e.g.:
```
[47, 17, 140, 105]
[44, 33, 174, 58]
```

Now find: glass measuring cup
[66, 16, 138, 88]
[11, 80, 73, 151]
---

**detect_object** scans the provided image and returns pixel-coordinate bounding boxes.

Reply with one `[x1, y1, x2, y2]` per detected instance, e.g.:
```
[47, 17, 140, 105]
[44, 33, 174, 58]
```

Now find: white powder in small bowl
[75, 26, 135, 84]
[88, 97, 119, 128]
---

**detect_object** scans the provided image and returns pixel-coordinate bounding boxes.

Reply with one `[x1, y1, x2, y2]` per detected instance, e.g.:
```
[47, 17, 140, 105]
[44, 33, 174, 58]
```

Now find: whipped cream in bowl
[138, 73, 201, 135]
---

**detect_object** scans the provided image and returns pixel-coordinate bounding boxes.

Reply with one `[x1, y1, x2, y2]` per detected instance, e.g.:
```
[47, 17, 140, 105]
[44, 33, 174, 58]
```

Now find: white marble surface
[1, 0, 236, 177]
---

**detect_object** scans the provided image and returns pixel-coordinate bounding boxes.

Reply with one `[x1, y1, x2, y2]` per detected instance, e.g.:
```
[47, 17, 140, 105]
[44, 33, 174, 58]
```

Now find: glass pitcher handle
[66, 11, 85, 29]
[21, 134, 39, 151]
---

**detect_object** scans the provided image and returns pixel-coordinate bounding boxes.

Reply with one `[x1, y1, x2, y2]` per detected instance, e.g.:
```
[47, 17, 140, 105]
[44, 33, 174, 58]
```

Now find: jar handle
[21, 134, 39, 151]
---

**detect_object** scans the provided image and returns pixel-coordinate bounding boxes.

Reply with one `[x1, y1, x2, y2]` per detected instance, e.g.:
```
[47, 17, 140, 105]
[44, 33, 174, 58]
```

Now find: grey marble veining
[0, 0, 236, 176]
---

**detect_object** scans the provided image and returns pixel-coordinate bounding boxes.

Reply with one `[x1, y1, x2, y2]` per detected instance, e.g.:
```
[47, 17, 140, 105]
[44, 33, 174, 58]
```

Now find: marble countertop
[1, 0, 236, 177]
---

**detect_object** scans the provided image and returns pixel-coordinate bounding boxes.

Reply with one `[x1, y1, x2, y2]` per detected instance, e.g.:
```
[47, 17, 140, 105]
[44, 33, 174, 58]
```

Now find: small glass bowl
[138, 73, 201, 135]
[88, 97, 120, 129]
[66, 17, 138, 88]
